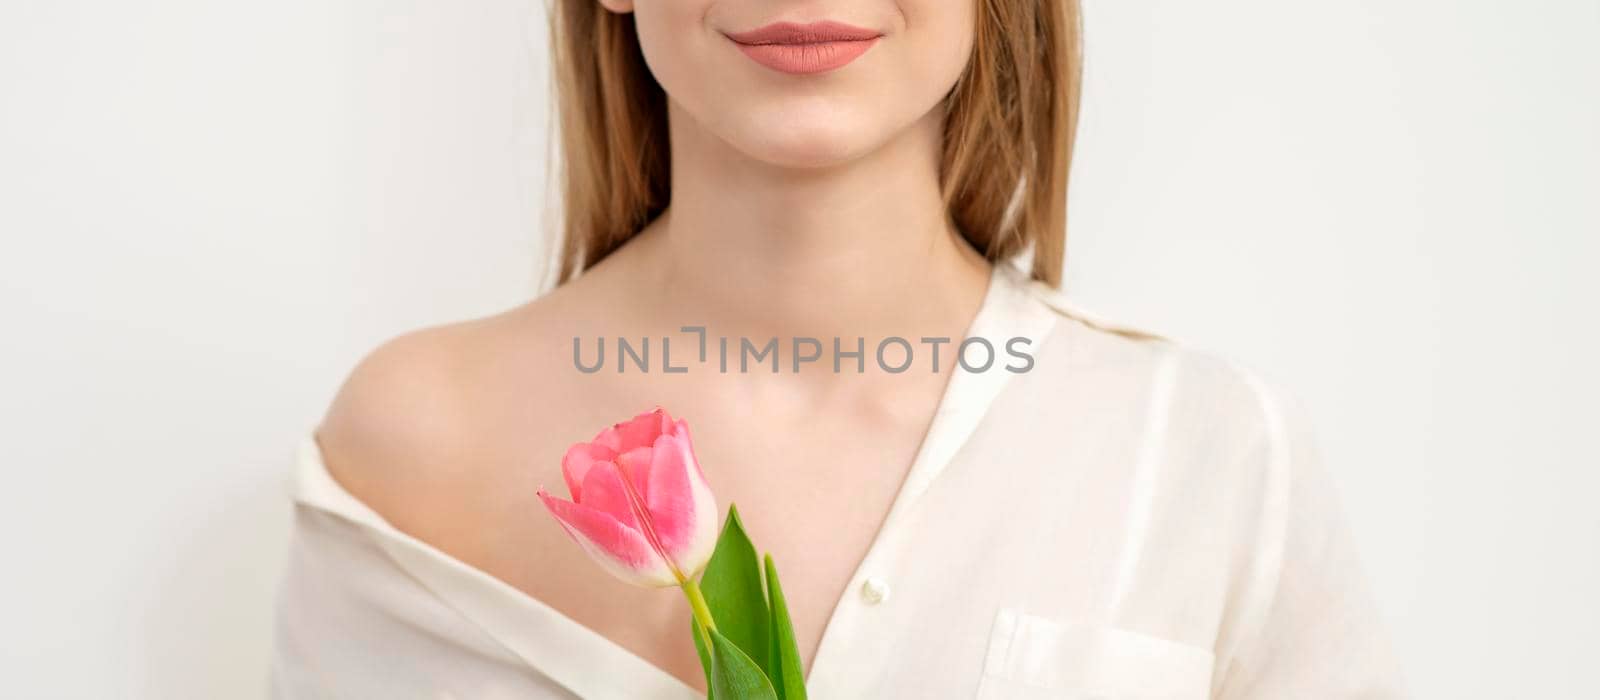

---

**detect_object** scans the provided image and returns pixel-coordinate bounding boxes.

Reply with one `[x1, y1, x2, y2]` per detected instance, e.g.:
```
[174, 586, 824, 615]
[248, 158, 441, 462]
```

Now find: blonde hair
[549, 0, 1082, 286]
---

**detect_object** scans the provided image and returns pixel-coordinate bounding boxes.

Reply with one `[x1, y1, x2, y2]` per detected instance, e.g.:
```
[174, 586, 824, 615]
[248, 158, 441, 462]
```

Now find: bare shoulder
[315, 317, 492, 525]
[311, 266, 644, 552]
[311, 234, 666, 569]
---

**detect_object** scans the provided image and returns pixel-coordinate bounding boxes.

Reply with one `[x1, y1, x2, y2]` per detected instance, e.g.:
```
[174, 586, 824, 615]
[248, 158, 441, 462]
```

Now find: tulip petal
[578, 461, 639, 529]
[670, 419, 708, 481]
[614, 446, 654, 497]
[591, 425, 624, 453]
[618, 411, 662, 447]
[560, 442, 616, 501]
[537, 489, 676, 587]
[600, 408, 672, 452]
[646, 432, 718, 575]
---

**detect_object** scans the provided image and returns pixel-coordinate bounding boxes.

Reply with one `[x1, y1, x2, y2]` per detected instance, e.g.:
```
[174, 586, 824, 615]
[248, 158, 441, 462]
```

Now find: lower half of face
[629, 0, 976, 169]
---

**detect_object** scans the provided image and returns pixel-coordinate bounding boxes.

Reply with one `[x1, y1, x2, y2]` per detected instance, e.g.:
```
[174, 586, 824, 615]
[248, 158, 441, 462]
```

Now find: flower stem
[681, 577, 718, 650]
[682, 578, 717, 632]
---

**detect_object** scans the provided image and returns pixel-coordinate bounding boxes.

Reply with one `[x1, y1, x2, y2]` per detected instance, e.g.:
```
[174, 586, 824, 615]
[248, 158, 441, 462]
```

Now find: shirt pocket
[974, 608, 1215, 700]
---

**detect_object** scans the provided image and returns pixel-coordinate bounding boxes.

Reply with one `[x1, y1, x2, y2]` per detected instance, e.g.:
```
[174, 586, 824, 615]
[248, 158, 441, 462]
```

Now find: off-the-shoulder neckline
[287, 260, 1161, 698]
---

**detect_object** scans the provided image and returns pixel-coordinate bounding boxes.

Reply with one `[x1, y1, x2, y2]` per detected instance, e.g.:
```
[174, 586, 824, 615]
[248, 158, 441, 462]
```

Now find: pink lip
[724, 20, 882, 75]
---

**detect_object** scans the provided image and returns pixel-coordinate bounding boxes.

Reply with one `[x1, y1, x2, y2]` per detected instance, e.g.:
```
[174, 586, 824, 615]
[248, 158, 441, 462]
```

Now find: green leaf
[709, 627, 779, 700]
[696, 504, 772, 676]
[764, 555, 807, 699]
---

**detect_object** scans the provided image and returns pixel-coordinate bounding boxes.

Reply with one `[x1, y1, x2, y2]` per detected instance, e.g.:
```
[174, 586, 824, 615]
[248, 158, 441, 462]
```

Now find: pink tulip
[537, 408, 719, 587]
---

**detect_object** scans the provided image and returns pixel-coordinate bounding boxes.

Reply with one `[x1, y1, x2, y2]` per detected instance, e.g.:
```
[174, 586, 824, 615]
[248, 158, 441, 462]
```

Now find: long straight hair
[548, 0, 1083, 287]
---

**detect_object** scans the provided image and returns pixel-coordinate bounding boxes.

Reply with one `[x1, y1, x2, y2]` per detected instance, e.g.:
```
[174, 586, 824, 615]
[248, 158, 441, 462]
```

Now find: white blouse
[270, 263, 1407, 699]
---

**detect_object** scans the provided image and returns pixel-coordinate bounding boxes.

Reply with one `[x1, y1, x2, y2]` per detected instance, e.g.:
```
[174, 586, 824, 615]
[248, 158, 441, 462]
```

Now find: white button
[860, 577, 890, 604]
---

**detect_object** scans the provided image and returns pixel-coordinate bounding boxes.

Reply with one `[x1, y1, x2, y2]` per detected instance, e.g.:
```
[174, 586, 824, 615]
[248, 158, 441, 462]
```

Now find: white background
[1, 0, 1594, 697]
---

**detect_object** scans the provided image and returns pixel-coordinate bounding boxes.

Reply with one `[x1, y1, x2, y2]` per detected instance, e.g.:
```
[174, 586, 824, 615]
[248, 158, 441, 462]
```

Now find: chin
[730, 103, 882, 169]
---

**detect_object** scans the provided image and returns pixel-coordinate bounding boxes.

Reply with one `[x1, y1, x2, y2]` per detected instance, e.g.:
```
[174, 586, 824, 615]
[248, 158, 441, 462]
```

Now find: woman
[271, 0, 1405, 697]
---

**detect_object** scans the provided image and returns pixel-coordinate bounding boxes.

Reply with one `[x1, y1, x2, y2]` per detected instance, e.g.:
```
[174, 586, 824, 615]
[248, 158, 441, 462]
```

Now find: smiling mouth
[723, 20, 883, 76]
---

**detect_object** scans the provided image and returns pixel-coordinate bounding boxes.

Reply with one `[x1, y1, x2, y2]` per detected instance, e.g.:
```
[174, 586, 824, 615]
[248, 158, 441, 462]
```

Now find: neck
[627, 99, 992, 341]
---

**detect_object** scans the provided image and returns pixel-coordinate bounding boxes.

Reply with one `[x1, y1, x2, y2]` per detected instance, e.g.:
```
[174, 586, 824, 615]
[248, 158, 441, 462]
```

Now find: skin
[319, 0, 983, 691]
